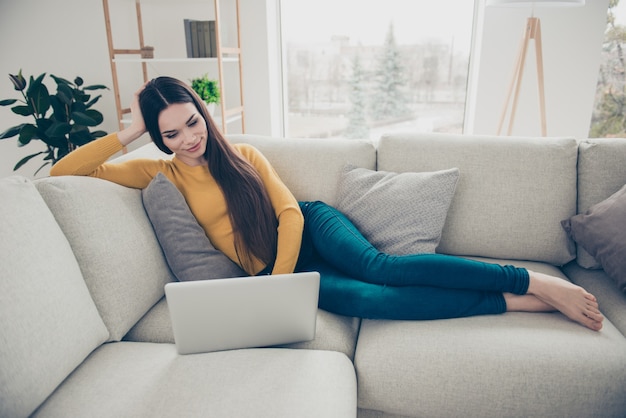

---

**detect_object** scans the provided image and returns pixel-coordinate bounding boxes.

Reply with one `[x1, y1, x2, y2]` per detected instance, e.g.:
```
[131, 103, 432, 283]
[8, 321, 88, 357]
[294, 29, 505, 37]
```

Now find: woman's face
[158, 102, 208, 166]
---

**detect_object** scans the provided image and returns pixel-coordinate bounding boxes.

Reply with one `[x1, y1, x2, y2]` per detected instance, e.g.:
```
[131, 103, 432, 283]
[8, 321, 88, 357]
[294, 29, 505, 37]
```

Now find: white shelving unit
[102, 0, 245, 134]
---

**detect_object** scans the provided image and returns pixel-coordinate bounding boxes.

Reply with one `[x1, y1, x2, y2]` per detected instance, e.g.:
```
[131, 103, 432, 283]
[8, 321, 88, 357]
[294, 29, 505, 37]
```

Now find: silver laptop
[164, 272, 320, 355]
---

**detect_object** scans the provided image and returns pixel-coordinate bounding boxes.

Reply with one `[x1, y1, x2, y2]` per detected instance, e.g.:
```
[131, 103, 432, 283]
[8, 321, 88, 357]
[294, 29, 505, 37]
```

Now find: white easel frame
[497, 16, 547, 136]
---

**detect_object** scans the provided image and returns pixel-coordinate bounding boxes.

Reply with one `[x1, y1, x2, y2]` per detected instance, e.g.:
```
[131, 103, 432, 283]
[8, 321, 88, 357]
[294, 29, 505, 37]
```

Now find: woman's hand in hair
[118, 82, 148, 146]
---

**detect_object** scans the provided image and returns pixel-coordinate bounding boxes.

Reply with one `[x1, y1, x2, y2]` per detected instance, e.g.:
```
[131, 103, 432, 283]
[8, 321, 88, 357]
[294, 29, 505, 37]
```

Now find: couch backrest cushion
[228, 134, 377, 205]
[0, 176, 109, 418]
[377, 133, 578, 265]
[35, 176, 174, 341]
[576, 138, 626, 268]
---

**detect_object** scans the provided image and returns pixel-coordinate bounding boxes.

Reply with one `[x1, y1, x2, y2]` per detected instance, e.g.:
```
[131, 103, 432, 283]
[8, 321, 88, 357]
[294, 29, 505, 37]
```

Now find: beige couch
[1, 132, 625, 418]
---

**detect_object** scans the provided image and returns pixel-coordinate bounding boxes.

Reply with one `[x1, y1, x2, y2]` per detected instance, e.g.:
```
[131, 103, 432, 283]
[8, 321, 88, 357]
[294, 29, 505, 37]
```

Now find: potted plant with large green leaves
[191, 74, 220, 116]
[0, 69, 109, 174]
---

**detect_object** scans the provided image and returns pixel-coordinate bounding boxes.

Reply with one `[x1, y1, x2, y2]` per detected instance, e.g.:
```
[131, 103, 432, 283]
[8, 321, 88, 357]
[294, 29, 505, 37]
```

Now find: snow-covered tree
[590, 0, 626, 137]
[370, 23, 410, 121]
[345, 54, 370, 139]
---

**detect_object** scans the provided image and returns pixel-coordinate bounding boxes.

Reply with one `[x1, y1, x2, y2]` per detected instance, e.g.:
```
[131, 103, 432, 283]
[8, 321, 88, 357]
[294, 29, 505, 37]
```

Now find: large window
[280, 1, 476, 142]
[590, 0, 626, 138]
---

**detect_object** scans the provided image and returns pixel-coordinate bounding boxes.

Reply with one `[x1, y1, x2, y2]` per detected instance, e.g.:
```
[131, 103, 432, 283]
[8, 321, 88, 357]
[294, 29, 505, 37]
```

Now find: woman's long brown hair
[139, 76, 278, 273]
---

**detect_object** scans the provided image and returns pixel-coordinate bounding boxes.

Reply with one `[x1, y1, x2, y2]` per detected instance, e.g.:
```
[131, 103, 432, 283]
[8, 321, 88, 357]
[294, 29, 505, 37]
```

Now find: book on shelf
[184, 19, 193, 57]
[184, 19, 216, 58]
[207, 21, 216, 58]
[196, 20, 206, 57]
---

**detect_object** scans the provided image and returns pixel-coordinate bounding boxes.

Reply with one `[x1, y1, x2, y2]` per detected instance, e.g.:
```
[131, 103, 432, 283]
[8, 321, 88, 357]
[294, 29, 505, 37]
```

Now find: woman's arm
[49, 133, 163, 189]
[236, 144, 304, 275]
[50, 132, 125, 177]
[50, 83, 159, 189]
[52, 83, 148, 175]
[116, 85, 147, 147]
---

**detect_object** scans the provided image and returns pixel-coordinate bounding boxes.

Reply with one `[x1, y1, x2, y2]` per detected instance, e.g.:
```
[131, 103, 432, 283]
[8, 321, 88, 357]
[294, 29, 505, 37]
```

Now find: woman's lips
[187, 142, 201, 152]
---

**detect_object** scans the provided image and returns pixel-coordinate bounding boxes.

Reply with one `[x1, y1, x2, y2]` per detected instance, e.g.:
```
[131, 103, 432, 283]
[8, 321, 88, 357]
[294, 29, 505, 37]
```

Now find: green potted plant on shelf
[0, 69, 109, 175]
[191, 74, 220, 116]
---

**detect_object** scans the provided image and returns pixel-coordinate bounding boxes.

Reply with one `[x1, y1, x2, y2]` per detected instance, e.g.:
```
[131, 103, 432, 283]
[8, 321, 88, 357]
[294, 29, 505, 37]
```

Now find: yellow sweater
[50, 133, 304, 275]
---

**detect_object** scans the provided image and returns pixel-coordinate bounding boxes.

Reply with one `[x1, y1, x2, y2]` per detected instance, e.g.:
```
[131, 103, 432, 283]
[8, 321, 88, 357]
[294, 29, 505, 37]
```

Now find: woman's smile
[186, 141, 202, 153]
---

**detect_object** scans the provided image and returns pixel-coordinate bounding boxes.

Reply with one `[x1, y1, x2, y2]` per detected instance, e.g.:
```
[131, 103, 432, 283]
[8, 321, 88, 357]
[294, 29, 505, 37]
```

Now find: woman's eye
[188, 119, 198, 127]
[164, 132, 178, 139]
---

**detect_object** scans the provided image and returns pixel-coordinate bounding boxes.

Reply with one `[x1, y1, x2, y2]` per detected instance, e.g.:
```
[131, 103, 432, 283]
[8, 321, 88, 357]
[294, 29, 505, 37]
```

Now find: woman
[51, 76, 603, 331]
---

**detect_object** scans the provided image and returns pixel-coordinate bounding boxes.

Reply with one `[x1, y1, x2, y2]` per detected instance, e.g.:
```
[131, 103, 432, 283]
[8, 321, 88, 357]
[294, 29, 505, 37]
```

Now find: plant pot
[206, 102, 216, 117]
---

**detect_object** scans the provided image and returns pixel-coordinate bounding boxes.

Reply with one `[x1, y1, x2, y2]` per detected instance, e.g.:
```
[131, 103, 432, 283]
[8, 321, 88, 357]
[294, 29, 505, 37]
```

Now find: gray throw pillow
[336, 165, 460, 255]
[562, 183, 626, 293]
[142, 173, 247, 281]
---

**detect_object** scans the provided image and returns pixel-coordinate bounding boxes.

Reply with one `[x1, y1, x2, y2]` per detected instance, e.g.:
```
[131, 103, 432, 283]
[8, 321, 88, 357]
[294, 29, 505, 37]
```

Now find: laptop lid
[164, 272, 320, 355]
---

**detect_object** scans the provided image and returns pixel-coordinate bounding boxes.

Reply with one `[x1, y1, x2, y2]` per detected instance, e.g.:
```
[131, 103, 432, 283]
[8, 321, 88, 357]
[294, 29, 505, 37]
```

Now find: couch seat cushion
[125, 297, 361, 361]
[354, 258, 626, 418]
[35, 176, 173, 341]
[0, 176, 109, 418]
[563, 261, 626, 337]
[356, 313, 626, 418]
[33, 343, 357, 418]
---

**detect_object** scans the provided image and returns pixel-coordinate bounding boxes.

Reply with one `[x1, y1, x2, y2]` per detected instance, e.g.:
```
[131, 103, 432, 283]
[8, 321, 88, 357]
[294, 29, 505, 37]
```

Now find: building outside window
[279, 0, 476, 142]
[590, 0, 626, 138]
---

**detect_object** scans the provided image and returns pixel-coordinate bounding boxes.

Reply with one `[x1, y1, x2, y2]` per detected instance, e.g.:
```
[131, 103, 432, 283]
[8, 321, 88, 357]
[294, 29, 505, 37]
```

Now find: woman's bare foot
[504, 293, 555, 312]
[526, 270, 603, 331]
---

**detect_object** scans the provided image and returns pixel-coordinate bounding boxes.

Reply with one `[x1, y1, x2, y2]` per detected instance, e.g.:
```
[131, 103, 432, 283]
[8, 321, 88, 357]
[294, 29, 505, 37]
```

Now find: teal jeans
[296, 201, 530, 320]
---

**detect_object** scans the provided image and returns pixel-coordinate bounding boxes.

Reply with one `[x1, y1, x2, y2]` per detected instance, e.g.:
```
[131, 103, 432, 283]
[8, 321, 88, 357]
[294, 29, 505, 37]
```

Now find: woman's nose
[182, 129, 195, 144]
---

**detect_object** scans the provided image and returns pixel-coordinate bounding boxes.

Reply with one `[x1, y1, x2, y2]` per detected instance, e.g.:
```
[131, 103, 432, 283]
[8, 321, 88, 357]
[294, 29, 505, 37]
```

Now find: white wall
[240, 0, 283, 137]
[467, 0, 609, 137]
[0, 0, 611, 180]
[0, 0, 114, 179]
[0, 0, 251, 179]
